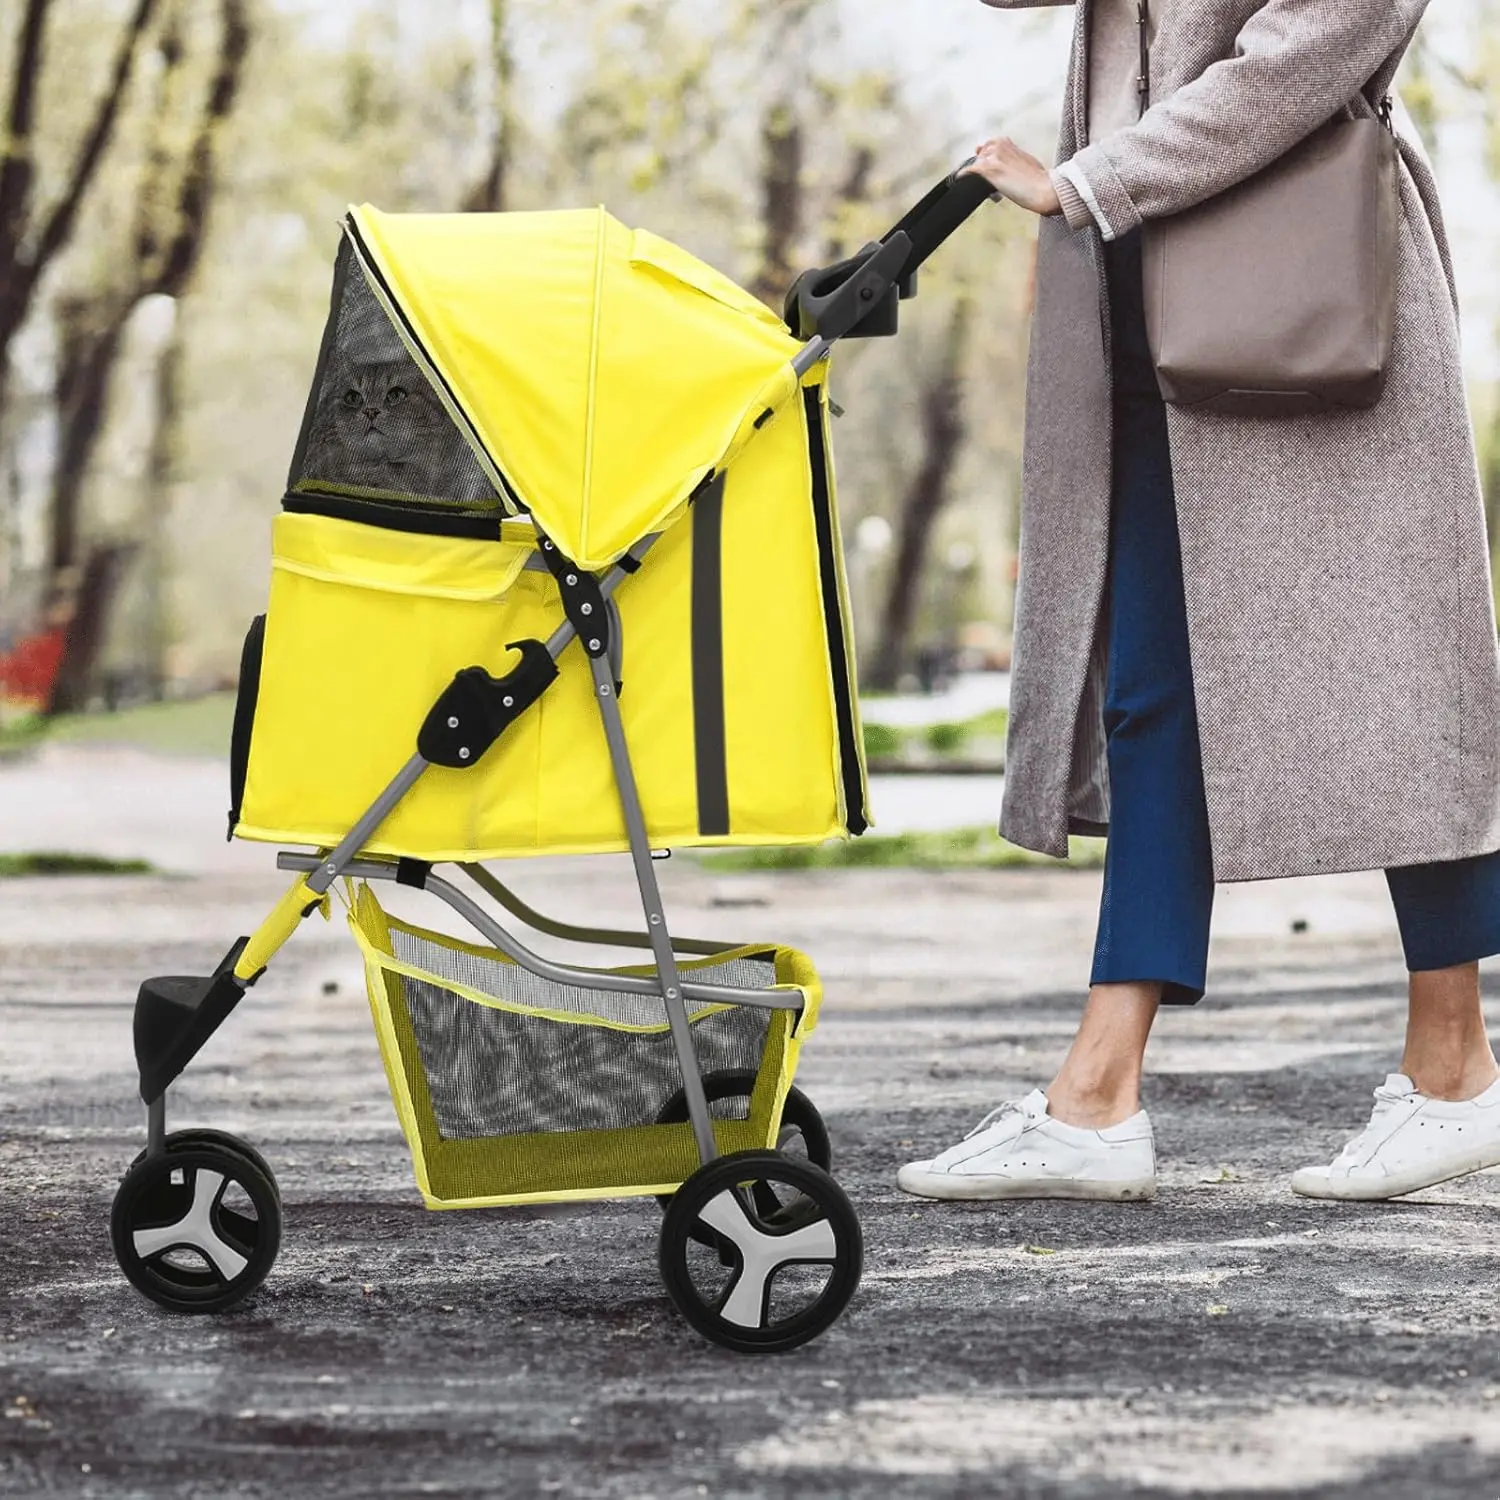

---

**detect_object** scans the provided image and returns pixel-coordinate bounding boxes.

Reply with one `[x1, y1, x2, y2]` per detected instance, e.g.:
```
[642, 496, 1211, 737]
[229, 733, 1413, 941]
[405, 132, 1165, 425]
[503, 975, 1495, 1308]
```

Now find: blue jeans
[1090, 228, 1500, 1004]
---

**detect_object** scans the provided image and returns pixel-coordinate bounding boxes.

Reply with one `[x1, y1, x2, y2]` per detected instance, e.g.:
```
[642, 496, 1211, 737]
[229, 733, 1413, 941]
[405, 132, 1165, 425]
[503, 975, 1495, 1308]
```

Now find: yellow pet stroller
[111, 169, 996, 1351]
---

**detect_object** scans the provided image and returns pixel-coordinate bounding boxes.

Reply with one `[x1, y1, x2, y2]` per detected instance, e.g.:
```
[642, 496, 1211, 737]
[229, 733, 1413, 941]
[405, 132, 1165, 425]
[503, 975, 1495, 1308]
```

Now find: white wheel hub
[697, 1189, 838, 1328]
[132, 1168, 249, 1281]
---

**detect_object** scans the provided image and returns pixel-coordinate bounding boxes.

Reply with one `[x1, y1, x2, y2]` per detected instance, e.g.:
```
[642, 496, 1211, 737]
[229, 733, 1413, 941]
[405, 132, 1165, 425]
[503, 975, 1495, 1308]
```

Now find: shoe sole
[1291, 1141, 1500, 1202]
[897, 1170, 1157, 1203]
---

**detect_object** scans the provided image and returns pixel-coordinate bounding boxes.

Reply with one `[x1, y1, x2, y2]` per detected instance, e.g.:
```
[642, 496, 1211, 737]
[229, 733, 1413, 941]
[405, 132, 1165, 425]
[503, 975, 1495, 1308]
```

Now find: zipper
[341, 214, 525, 517]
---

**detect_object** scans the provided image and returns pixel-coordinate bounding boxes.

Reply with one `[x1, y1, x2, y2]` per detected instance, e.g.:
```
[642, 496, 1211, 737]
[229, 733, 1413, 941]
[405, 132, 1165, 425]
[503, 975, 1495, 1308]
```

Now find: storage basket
[348, 884, 821, 1207]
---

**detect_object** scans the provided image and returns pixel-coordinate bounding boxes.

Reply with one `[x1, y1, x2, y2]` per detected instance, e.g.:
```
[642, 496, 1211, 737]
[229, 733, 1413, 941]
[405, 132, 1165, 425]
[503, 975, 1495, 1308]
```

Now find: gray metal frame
[457, 863, 739, 959]
[278, 526, 814, 1170]
[276, 851, 799, 1020]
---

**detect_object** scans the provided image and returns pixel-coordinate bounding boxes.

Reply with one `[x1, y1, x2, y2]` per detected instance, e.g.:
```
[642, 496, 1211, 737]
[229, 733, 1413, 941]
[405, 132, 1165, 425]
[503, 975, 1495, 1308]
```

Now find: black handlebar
[784, 162, 999, 343]
[883, 162, 998, 275]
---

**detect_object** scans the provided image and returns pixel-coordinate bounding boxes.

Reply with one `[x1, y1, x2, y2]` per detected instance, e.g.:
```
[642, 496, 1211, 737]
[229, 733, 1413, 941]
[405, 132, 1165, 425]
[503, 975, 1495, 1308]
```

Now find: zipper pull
[1377, 93, 1394, 131]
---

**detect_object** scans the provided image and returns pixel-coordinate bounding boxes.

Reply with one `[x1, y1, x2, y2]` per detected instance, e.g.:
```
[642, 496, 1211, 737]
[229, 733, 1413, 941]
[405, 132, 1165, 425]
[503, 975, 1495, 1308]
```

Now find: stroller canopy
[334, 205, 805, 569]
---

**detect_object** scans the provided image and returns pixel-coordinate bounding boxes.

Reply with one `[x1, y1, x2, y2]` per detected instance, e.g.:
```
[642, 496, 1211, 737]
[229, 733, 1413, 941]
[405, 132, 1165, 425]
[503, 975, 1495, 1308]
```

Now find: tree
[462, 0, 516, 213]
[44, 0, 252, 711]
[0, 0, 162, 423]
[864, 294, 975, 691]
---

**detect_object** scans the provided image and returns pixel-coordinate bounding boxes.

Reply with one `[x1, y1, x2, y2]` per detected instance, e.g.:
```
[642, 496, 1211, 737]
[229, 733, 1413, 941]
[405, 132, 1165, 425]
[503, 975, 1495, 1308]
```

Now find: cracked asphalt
[4, 745, 1500, 1497]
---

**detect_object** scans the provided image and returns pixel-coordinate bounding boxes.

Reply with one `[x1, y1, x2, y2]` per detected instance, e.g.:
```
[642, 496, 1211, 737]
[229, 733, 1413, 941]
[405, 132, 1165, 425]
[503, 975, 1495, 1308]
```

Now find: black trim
[396, 858, 432, 889]
[342, 215, 525, 516]
[282, 490, 504, 540]
[227, 615, 265, 840]
[691, 475, 730, 838]
[803, 388, 868, 836]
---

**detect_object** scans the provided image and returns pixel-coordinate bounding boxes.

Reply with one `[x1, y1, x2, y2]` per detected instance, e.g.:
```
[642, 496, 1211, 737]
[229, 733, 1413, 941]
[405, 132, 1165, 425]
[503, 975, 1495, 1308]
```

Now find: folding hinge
[537, 532, 610, 659]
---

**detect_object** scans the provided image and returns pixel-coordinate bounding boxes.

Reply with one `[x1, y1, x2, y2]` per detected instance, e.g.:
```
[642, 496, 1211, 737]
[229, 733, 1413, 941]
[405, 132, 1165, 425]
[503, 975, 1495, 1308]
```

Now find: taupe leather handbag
[1134, 2, 1401, 416]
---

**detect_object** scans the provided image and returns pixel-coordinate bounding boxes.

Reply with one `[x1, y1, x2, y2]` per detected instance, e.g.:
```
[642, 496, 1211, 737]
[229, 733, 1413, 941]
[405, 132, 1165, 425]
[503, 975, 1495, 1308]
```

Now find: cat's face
[328, 361, 441, 468]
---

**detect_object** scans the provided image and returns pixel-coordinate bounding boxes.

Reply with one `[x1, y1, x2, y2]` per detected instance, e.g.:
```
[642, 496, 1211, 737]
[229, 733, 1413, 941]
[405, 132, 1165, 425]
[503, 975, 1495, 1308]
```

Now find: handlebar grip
[782, 161, 999, 344]
[882, 162, 1000, 280]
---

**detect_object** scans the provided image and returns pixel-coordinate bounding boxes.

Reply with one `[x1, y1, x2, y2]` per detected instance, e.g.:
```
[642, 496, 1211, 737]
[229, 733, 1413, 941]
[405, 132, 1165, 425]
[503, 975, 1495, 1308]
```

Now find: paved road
[5, 751, 1500, 1496]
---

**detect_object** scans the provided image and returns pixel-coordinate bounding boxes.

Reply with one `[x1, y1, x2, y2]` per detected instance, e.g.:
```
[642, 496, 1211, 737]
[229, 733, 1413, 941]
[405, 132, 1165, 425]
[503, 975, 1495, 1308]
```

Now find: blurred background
[0, 0, 1498, 763]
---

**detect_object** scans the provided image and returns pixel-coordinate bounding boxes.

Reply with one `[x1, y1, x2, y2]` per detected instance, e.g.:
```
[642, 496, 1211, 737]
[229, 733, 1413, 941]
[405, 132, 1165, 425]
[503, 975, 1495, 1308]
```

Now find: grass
[860, 706, 1008, 766]
[1, 693, 236, 758]
[697, 826, 1105, 873]
[0, 851, 156, 877]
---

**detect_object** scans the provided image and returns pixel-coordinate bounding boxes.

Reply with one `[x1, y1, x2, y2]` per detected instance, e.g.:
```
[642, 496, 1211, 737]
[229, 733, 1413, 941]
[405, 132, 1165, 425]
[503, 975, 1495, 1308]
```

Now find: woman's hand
[962, 137, 1061, 217]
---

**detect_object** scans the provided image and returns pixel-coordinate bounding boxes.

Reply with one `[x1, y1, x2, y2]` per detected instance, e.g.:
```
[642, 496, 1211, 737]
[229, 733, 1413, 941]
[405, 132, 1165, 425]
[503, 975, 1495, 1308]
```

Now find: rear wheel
[112, 1141, 281, 1313]
[655, 1071, 831, 1233]
[659, 1150, 861, 1354]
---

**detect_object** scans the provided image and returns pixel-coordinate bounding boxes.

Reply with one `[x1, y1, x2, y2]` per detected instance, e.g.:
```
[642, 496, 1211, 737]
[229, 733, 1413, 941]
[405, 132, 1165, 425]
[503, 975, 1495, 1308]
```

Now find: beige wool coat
[982, 0, 1500, 882]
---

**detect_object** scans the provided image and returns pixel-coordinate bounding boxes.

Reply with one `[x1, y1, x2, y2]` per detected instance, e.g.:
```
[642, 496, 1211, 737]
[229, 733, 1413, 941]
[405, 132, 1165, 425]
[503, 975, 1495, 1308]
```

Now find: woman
[899, 0, 1500, 1203]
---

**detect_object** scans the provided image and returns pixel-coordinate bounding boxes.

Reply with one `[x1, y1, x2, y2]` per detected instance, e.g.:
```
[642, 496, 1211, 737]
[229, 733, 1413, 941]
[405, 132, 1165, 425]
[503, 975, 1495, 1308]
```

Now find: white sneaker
[1291, 1072, 1500, 1202]
[896, 1089, 1157, 1201]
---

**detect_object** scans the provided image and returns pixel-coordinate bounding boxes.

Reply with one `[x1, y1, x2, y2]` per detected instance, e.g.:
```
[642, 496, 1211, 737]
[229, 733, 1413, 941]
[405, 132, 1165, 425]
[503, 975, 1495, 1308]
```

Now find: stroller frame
[116, 163, 1000, 1352]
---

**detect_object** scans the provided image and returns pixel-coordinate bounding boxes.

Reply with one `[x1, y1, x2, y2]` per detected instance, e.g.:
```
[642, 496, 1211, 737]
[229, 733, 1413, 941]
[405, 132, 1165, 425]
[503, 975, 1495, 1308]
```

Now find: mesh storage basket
[348, 884, 821, 1207]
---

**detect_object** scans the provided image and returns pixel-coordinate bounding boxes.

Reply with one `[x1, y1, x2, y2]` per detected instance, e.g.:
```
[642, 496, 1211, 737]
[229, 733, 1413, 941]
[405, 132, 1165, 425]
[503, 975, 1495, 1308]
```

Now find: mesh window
[391, 927, 777, 1140]
[289, 240, 502, 513]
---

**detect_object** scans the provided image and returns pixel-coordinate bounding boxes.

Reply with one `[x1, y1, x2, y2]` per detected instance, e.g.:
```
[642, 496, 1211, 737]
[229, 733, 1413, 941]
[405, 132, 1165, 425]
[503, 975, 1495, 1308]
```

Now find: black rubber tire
[659, 1149, 862, 1354]
[112, 1142, 281, 1314]
[654, 1071, 832, 1229]
[130, 1130, 280, 1206]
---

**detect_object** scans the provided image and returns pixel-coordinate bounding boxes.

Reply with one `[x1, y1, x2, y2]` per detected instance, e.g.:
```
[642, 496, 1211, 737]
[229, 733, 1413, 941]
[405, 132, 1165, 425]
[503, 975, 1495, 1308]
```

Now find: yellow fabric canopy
[348, 204, 805, 570]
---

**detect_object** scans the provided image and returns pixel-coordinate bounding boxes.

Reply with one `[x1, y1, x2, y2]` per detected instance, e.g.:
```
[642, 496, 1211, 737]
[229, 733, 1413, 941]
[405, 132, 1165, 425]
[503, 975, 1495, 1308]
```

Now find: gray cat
[303, 358, 448, 497]
[300, 356, 499, 505]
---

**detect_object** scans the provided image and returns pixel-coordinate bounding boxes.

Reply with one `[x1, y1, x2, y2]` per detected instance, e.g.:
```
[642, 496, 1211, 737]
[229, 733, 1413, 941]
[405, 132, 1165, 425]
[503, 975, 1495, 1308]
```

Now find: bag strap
[1136, 0, 1151, 120]
[1135, 0, 1411, 128]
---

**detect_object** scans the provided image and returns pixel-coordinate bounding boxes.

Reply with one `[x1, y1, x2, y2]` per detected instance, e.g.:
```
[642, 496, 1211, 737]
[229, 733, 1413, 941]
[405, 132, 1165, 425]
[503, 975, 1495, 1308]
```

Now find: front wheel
[129, 1129, 280, 1206]
[659, 1150, 861, 1353]
[654, 1072, 832, 1235]
[112, 1141, 281, 1313]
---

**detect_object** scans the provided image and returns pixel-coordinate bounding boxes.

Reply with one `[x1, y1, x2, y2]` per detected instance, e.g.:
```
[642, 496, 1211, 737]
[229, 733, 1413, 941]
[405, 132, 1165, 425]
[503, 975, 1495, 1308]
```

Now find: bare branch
[29, 0, 163, 275]
[0, 0, 51, 270]
[143, 0, 252, 295]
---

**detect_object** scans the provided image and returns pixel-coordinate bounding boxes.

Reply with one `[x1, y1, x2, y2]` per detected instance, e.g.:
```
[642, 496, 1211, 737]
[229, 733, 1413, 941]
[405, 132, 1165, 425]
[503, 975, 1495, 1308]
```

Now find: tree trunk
[41, 0, 250, 713]
[462, 0, 514, 213]
[47, 303, 129, 578]
[748, 99, 803, 308]
[866, 296, 974, 693]
[138, 315, 185, 698]
[48, 543, 136, 713]
[0, 0, 161, 429]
